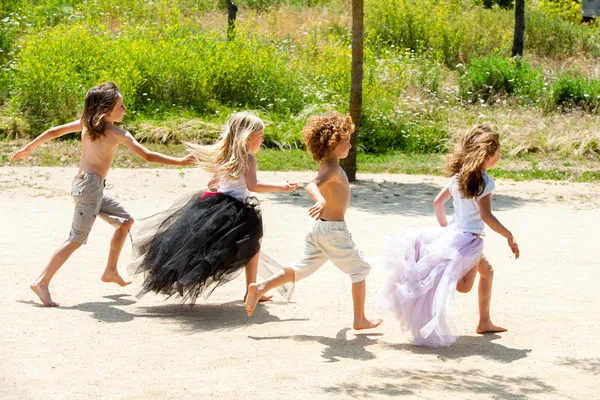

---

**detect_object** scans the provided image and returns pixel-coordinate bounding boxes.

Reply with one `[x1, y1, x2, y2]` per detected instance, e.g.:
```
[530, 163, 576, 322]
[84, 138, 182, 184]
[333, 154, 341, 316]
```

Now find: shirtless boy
[244, 111, 382, 330]
[10, 82, 195, 306]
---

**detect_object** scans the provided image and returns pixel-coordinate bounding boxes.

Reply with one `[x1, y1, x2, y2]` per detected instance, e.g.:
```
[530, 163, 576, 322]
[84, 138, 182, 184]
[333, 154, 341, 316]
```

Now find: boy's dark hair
[81, 82, 120, 141]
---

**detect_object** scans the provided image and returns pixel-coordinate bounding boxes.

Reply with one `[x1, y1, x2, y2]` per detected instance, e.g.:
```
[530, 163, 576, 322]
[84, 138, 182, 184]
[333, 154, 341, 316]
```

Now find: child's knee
[456, 266, 477, 293]
[121, 218, 134, 230]
[283, 267, 297, 283]
[67, 240, 83, 250]
[456, 280, 472, 293]
[478, 258, 494, 279]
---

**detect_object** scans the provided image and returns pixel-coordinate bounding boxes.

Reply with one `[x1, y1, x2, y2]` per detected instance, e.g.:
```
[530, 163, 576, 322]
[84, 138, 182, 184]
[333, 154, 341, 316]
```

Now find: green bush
[459, 55, 546, 104]
[550, 73, 600, 112]
[359, 112, 448, 153]
[526, 9, 600, 58]
[11, 23, 307, 129]
[367, 0, 513, 66]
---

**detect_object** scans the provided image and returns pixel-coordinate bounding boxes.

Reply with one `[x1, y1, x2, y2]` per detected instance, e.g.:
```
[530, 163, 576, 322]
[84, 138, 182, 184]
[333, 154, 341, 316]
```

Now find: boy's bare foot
[245, 283, 264, 316]
[353, 318, 383, 331]
[101, 271, 132, 287]
[31, 283, 59, 307]
[477, 320, 507, 334]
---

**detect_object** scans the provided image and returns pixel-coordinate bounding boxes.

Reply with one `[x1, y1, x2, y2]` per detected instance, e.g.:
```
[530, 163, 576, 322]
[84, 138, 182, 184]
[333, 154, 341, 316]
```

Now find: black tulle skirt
[129, 191, 293, 304]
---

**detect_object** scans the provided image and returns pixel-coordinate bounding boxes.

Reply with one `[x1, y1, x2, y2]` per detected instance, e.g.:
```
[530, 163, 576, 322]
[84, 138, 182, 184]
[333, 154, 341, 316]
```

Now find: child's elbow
[246, 182, 259, 192]
[144, 152, 157, 162]
[480, 212, 493, 223]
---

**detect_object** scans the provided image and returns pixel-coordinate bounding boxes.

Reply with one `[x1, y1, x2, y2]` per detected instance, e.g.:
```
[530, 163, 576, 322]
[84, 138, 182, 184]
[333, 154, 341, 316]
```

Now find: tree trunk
[226, 0, 238, 41]
[340, 0, 364, 182]
[512, 0, 524, 57]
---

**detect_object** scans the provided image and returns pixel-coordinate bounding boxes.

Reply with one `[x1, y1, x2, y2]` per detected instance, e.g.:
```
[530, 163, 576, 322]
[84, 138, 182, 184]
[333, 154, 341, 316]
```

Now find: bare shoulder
[328, 162, 346, 182]
[106, 125, 131, 142]
[314, 160, 342, 185]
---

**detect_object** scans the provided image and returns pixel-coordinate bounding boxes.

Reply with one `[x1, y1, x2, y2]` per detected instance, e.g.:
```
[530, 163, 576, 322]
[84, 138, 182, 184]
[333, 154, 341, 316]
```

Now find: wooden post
[340, 0, 364, 182]
[227, 0, 238, 41]
[512, 0, 524, 57]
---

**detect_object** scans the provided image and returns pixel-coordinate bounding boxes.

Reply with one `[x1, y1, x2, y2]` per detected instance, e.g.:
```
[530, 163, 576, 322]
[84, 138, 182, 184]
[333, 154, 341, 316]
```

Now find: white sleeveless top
[218, 174, 251, 201]
[447, 172, 495, 236]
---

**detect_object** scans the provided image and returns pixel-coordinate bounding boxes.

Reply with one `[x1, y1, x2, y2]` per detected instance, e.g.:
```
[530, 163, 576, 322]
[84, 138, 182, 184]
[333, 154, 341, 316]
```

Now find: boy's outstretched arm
[245, 154, 297, 193]
[10, 120, 83, 163]
[479, 194, 520, 259]
[306, 165, 335, 220]
[433, 187, 451, 227]
[120, 131, 196, 166]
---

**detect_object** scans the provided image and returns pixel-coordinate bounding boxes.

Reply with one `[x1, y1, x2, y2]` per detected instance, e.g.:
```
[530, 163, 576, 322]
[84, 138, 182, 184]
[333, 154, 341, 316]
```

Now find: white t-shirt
[447, 172, 495, 236]
[218, 174, 251, 201]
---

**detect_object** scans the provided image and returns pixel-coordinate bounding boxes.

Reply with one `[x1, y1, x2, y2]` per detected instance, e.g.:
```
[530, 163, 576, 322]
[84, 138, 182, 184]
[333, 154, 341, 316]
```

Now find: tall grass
[3, 0, 600, 159]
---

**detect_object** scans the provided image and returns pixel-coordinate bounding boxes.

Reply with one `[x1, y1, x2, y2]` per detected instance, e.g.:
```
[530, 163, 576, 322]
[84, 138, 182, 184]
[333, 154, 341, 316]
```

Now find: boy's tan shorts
[289, 220, 371, 283]
[68, 172, 132, 244]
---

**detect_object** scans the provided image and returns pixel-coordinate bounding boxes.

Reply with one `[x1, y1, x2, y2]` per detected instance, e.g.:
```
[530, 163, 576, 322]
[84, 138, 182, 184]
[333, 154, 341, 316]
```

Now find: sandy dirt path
[1, 167, 599, 400]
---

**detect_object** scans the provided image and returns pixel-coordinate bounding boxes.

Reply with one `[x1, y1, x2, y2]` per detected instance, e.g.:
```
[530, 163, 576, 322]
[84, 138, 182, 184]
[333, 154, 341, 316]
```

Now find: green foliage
[459, 55, 546, 104]
[526, 9, 600, 58]
[479, 0, 514, 9]
[550, 73, 600, 112]
[367, 0, 513, 66]
[538, 0, 582, 24]
[4, 0, 600, 158]
[11, 23, 306, 129]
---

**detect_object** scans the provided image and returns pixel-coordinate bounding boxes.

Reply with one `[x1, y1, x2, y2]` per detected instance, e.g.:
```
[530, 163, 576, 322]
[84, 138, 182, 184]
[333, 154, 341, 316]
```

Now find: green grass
[3, 140, 600, 183]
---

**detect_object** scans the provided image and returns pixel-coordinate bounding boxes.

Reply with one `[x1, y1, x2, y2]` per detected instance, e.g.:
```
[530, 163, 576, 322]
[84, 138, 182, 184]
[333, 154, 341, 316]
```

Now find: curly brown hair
[302, 111, 354, 162]
[444, 125, 500, 199]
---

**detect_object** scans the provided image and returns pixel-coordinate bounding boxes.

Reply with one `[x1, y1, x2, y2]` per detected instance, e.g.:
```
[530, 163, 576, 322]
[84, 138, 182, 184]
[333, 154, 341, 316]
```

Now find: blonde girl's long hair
[444, 125, 500, 199]
[188, 112, 264, 180]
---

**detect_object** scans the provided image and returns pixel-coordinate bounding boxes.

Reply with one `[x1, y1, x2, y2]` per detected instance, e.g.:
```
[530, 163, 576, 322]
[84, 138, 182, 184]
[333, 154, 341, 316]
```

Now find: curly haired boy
[245, 111, 382, 330]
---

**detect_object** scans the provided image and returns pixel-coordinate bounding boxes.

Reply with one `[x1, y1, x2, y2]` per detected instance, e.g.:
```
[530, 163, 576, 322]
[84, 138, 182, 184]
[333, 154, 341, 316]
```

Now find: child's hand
[280, 181, 298, 192]
[179, 153, 197, 166]
[308, 199, 326, 220]
[508, 237, 520, 259]
[10, 147, 32, 163]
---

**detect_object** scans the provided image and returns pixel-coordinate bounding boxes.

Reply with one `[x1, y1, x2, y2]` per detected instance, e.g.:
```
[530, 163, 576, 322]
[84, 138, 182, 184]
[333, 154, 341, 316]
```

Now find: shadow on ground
[321, 365, 555, 399]
[384, 334, 532, 364]
[266, 180, 533, 216]
[18, 295, 306, 332]
[249, 327, 383, 363]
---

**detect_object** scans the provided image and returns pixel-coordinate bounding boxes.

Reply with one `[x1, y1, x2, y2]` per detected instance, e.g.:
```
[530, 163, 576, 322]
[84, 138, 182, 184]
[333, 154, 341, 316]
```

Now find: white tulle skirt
[375, 226, 483, 347]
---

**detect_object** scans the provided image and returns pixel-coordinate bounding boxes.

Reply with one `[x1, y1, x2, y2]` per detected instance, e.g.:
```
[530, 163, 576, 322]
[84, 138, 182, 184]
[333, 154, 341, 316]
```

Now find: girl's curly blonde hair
[302, 111, 354, 162]
[444, 125, 500, 199]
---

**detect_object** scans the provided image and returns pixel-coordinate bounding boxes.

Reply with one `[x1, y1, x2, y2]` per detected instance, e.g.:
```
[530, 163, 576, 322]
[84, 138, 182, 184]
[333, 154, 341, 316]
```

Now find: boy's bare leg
[476, 258, 507, 334]
[245, 267, 296, 316]
[352, 280, 383, 330]
[101, 219, 134, 287]
[243, 251, 272, 303]
[31, 240, 82, 307]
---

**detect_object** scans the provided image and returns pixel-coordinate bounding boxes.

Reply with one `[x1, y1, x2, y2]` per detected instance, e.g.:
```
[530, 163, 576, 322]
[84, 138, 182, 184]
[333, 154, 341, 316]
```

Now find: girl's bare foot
[353, 317, 383, 331]
[244, 293, 273, 303]
[30, 283, 59, 307]
[259, 294, 273, 302]
[245, 284, 264, 316]
[101, 271, 132, 287]
[477, 319, 507, 334]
